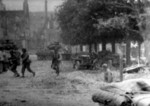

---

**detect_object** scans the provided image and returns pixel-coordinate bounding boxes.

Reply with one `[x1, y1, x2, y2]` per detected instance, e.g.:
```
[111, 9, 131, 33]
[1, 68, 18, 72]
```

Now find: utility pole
[23, 0, 29, 49]
[45, 0, 48, 21]
[44, 0, 49, 48]
[0, 0, 7, 39]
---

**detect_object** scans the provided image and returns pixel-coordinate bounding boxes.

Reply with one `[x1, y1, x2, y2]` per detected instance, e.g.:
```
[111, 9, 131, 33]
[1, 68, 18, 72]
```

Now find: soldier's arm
[22, 54, 29, 62]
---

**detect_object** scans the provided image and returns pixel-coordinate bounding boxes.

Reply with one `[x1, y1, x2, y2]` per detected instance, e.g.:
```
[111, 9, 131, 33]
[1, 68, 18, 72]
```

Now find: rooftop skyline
[3, 0, 64, 12]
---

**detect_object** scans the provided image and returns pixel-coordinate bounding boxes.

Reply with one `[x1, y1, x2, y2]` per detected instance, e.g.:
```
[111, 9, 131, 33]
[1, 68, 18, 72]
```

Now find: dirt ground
[0, 60, 109, 106]
[1, 58, 148, 106]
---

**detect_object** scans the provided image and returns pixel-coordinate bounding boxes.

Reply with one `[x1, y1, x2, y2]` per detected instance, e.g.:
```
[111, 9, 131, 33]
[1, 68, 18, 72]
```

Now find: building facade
[0, 0, 29, 48]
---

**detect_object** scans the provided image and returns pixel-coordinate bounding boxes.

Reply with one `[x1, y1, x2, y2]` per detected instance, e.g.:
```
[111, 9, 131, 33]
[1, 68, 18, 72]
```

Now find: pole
[22, 31, 26, 48]
[120, 55, 123, 81]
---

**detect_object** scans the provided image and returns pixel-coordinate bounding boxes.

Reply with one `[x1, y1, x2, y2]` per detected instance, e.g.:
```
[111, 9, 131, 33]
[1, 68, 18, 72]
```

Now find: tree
[57, 0, 98, 46]
[57, 0, 146, 56]
[94, 0, 147, 65]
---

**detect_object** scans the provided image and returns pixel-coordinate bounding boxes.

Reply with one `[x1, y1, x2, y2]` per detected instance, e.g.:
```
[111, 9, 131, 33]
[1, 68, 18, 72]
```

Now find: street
[0, 60, 101, 106]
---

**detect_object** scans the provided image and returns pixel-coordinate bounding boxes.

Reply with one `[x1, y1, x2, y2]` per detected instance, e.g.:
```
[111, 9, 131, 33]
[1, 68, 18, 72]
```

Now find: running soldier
[21, 48, 35, 77]
[51, 50, 61, 76]
[9, 50, 20, 77]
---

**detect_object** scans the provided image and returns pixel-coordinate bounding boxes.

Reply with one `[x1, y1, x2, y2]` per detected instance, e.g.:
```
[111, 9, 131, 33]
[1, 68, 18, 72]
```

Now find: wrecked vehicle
[72, 51, 121, 70]
[72, 52, 95, 70]
[92, 79, 150, 106]
[123, 64, 148, 73]
[97, 51, 120, 68]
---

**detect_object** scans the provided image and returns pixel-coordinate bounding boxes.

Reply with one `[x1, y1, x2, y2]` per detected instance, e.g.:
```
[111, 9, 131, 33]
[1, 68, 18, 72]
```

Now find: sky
[2, 0, 64, 12]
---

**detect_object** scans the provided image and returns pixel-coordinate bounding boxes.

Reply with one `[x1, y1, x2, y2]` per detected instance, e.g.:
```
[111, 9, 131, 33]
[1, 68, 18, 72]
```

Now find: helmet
[102, 64, 108, 68]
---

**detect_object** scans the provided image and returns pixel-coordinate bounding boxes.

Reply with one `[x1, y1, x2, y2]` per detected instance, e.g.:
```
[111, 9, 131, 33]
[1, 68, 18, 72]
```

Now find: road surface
[0, 61, 99, 106]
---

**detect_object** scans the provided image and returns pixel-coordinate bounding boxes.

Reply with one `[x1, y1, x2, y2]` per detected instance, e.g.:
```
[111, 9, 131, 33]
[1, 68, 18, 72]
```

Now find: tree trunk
[138, 42, 141, 59]
[80, 45, 83, 52]
[144, 40, 150, 64]
[94, 43, 97, 52]
[112, 41, 115, 53]
[89, 44, 92, 53]
[126, 40, 131, 66]
[120, 56, 123, 81]
[138, 42, 141, 64]
[102, 41, 106, 51]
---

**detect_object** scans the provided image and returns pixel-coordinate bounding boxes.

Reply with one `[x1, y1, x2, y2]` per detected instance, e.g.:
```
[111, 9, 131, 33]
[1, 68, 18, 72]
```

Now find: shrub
[36, 50, 53, 60]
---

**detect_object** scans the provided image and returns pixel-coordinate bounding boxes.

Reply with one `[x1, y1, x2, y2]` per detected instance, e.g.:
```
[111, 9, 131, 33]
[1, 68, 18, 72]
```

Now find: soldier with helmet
[102, 63, 113, 83]
[9, 50, 20, 77]
[21, 48, 35, 77]
[51, 49, 61, 76]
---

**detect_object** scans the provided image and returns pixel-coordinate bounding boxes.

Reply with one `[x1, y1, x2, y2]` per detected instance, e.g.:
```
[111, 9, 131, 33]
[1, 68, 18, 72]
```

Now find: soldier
[51, 50, 61, 76]
[1, 49, 11, 73]
[2, 50, 9, 73]
[102, 64, 113, 83]
[21, 48, 35, 77]
[9, 50, 20, 77]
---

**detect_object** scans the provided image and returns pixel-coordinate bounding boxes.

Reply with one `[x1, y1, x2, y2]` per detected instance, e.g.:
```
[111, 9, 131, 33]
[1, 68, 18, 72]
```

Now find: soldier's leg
[55, 63, 60, 76]
[26, 63, 35, 77]
[11, 64, 20, 77]
[2, 62, 8, 73]
[56, 67, 59, 76]
[21, 64, 26, 77]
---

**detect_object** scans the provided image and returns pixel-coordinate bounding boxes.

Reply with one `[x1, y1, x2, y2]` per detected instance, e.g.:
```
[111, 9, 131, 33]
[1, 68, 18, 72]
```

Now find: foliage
[0, 39, 18, 50]
[0, 12, 27, 39]
[57, 0, 91, 45]
[36, 49, 53, 60]
[57, 0, 147, 45]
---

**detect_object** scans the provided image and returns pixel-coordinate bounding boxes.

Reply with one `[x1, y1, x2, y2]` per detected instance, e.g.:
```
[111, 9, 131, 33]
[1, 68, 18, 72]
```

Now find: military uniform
[103, 64, 113, 83]
[51, 52, 61, 76]
[9, 50, 20, 77]
[21, 49, 35, 77]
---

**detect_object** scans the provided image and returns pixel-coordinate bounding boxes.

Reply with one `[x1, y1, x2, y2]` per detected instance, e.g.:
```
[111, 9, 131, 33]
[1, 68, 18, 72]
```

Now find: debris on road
[123, 64, 148, 73]
[92, 79, 150, 106]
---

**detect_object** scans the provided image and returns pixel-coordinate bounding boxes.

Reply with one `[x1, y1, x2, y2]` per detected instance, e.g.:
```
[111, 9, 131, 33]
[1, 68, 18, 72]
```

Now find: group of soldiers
[0, 48, 35, 77]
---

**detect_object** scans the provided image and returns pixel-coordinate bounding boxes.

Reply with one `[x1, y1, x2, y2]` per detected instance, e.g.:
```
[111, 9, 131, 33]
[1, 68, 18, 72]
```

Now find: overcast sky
[3, 0, 64, 12]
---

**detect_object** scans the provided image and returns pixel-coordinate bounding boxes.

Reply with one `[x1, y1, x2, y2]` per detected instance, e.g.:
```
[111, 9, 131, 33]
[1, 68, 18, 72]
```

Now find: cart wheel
[74, 61, 80, 70]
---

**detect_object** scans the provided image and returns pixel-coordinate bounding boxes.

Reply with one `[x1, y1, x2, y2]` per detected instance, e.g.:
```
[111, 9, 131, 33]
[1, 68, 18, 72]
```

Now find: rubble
[123, 64, 148, 73]
[92, 79, 150, 106]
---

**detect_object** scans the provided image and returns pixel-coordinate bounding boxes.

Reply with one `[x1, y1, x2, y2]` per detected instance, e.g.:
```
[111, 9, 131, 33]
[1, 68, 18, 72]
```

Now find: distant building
[28, 0, 60, 50]
[0, 0, 60, 50]
[0, 0, 5, 38]
[0, 0, 29, 48]
[0, 0, 5, 10]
